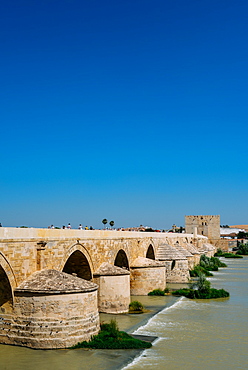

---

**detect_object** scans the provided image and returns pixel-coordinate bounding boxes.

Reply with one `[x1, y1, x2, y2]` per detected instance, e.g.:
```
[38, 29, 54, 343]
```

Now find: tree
[109, 220, 115, 228]
[102, 219, 108, 229]
[237, 231, 248, 239]
[190, 273, 210, 293]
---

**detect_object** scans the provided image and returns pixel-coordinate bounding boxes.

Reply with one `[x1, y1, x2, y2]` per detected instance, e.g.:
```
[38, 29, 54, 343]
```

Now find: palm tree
[109, 220, 115, 228]
[102, 219, 108, 229]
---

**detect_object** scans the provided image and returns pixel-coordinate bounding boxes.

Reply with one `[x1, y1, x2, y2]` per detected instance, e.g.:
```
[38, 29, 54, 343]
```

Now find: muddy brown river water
[1, 257, 248, 370]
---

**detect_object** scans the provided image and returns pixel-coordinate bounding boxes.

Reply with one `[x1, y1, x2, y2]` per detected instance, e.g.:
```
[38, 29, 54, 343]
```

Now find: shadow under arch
[62, 244, 93, 281]
[114, 249, 129, 270]
[146, 244, 155, 260]
[0, 254, 16, 314]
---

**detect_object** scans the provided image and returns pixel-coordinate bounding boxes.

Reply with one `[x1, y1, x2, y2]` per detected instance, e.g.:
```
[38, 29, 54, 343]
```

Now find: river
[1, 257, 248, 369]
[123, 256, 248, 370]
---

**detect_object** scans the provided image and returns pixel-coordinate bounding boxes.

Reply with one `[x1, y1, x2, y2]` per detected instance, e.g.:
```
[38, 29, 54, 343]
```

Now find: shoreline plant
[172, 273, 229, 299]
[71, 319, 152, 349]
[129, 300, 144, 313]
[236, 243, 248, 255]
[148, 288, 170, 296]
[190, 254, 226, 277]
[215, 249, 243, 258]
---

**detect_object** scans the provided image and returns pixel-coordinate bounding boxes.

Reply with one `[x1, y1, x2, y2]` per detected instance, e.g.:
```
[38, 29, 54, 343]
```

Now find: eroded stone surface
[16, 269, 98, 294]
[130, 257, 165, 268]
[93, 262, 130, 276]
[94, 274, 130, 314]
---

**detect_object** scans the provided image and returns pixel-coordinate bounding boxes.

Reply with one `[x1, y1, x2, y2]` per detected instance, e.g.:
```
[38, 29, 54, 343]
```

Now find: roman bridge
[0, 227, 209, 290]
[0, 227, 213, 349]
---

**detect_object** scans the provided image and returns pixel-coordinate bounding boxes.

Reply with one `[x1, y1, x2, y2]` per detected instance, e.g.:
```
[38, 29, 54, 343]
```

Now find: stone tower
[185, 215, 220, 240]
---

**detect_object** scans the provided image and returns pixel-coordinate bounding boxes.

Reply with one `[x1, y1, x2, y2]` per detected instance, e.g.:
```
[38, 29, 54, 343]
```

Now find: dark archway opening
[114, 250, 129, 270]
[0, 265, 13, 313]
[146, 245, 155, 260]
[63, 250, 92, 280]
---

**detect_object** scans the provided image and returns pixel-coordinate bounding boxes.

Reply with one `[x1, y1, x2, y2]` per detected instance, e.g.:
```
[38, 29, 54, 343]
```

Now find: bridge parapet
[0, 227, 207, 242]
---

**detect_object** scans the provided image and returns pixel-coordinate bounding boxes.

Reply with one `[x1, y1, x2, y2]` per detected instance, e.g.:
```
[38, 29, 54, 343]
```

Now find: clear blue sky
[1, 0, 247, 229]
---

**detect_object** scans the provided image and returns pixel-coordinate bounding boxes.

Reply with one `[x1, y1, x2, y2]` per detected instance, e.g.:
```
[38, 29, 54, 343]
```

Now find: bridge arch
[146, 244, 155, 260]
[0, 253, 16, 313]
[114, 249, 129, 270]
[60, 244, 94, 281]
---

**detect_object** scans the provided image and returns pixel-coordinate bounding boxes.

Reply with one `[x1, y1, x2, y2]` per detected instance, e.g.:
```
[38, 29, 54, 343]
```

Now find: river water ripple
[1, 257, 248, 369]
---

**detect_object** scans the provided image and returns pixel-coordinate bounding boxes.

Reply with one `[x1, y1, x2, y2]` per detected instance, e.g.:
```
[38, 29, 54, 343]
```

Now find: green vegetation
[71, 320, 152, 349]
[102, 219, 108, 228]
[148, 288, 170, 296]
[222, 253, 242, 258]
[237, 231, 248, 239]
[172, 287, 229, 299]
[129, 300, 144, 313]
[214, 249, 243, 258]
[190, 265, 213, 277]
[109, 220, 115, 228]
[214, 249, 225, 257]
[172, 273, 229, 299]
[200, 254, 227, 269]
[236, 243, 248, 255]
[190, 254, 226, 277]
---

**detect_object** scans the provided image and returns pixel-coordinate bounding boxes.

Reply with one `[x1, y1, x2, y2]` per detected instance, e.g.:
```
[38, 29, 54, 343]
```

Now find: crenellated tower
[185, 215, 220, 240]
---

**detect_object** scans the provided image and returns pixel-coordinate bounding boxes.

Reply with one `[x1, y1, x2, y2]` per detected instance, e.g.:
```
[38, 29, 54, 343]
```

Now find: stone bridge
[0, 227, 213, 349]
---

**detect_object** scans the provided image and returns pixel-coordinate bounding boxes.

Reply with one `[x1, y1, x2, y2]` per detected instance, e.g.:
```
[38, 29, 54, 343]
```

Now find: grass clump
[172, 273, 229, 299]
[71, 319, 152, 349]
[148, 288, 170, 296]
[222, 253, 242, 258]
[214, 249, 243, 258]
[129, 300, 144, 313]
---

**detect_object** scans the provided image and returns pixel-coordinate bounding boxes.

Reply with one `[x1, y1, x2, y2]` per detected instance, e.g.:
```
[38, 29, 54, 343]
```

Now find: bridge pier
[130, 257, 166, 295]
[93, 263, 130, 314]
[0, 270, 100, 349]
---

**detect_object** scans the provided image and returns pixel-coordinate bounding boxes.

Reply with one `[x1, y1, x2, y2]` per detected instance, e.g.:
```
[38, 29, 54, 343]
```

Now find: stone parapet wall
[0, 227, 207, 241]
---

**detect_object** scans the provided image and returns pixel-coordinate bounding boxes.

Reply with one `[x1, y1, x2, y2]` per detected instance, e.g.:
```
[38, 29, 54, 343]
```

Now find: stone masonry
[0, 227, 213, 348]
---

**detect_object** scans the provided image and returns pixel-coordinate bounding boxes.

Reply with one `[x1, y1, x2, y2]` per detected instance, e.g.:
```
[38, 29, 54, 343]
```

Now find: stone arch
[61, 244, 93, 281]
[114, 249, 129, 270]
[0, 253, 16, 313]
[146, 244, 155, 260]
[0, 253, 17, 290]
